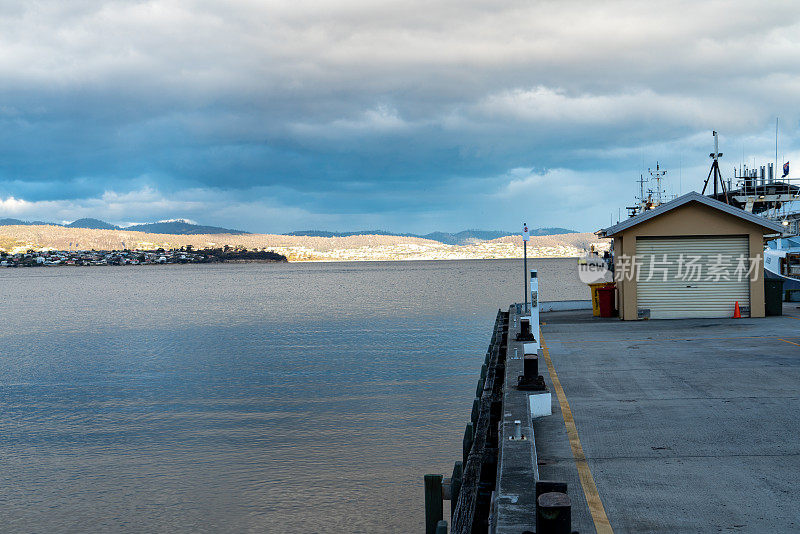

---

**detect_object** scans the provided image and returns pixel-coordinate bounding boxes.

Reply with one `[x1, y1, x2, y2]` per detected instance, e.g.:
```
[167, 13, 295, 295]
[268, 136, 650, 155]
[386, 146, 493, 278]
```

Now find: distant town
[1, 247, 287, 267]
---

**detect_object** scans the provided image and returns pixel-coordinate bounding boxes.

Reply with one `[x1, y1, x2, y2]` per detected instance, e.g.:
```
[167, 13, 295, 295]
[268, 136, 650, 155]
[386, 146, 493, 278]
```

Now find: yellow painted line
[540, 330, 614, 534]
[558, 335, 773, 344]
[779, 338, 800, 347]
[784, 315, 800, 321]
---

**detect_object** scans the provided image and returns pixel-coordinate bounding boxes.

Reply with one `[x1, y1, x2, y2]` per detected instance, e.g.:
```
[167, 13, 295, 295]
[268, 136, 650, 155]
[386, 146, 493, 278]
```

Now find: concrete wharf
[427, 302, 800, 533]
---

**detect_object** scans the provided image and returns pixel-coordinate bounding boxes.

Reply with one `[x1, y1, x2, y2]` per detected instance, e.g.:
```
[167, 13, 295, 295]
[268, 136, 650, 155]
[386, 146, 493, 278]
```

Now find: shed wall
[615, 202, 767, 320]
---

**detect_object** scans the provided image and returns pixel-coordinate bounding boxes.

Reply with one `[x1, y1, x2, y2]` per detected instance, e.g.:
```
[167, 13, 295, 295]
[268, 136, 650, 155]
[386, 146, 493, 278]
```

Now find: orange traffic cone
[733, 301, 741, 319]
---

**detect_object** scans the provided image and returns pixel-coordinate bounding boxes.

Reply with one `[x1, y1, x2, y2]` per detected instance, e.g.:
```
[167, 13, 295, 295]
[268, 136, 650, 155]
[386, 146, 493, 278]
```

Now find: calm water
[0, 258, 579, 533]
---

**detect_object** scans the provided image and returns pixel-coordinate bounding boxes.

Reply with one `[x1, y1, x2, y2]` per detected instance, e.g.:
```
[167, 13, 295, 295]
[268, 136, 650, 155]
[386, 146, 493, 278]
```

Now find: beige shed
[598, 192, 785, 320]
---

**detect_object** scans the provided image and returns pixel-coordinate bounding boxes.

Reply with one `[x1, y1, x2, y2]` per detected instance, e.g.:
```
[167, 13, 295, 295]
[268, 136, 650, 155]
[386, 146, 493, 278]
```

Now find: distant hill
[0, 224, 604, 260]
[124, 220, 249, 235]
[283, 230, 399, 238]
[527, 227, 576, 236]
[421, 230, 501, 245]
[284, 228, 577, 245]
[0, 217, 56, 226]
[0, 218, 574, 240]
[66, 218, 119, 230]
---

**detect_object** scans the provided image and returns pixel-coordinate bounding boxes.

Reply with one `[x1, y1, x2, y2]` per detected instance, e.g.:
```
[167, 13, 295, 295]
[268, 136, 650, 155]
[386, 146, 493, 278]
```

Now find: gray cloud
[0, 0, 798, 232]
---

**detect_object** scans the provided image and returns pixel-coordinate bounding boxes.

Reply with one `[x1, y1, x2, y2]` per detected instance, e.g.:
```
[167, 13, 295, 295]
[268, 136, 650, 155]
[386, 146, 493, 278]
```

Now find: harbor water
[0, 258, 583, 533]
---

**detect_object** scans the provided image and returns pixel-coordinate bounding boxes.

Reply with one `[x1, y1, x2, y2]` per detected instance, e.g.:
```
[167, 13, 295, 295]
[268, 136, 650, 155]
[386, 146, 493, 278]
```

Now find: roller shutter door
[636, 236, 750, 319]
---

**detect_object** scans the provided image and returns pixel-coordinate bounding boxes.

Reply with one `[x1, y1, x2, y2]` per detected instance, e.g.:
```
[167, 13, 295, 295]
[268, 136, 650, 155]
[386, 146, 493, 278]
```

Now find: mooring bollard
[424, 474, 443, 534]
[518, 355, 546, 392]
[523, 355, 538, 379]
[516, 316, 535, 341]
[536, 491, 571, 534]
[536, 480, 567, 517]
[450, 461, 462, 516]
[435, 519, 448, 534]
[536, 480, 567, 500]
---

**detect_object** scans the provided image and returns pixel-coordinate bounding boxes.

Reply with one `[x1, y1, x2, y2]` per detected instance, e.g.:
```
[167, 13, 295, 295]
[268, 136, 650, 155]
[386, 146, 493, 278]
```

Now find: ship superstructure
[702, 129, 800, 234]
[706, 164, 800, 233]
[699, 129, 800, 291]
[625, 162, 675, 217]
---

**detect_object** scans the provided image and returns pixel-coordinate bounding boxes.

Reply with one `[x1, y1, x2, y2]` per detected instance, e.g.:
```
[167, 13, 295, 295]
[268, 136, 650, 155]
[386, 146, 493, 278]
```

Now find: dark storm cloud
[0, 0, 798, 232]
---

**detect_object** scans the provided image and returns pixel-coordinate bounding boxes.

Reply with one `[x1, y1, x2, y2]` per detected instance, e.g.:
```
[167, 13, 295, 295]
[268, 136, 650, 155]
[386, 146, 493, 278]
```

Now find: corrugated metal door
[636, 236, 750, 319]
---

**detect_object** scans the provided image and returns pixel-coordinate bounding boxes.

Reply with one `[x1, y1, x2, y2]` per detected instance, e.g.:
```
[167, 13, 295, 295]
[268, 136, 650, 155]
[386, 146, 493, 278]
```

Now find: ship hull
[764, 266, 800, 292]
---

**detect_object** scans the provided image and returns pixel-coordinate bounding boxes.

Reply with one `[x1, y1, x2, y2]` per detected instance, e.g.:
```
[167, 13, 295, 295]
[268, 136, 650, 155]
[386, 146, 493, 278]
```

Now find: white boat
[765, 236, 800, 293]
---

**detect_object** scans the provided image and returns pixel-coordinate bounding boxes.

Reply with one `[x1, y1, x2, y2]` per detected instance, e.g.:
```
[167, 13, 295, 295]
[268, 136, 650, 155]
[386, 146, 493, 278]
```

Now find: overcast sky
[0, 0, 798, 233]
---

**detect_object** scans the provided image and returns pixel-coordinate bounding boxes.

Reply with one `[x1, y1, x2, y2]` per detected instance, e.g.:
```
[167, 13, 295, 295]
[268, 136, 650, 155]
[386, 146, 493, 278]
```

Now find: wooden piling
[462, 423, 474, 466]
[424, 474, 444, 534]
[450, 462, 463, 516]
[470, 398, 480, 425]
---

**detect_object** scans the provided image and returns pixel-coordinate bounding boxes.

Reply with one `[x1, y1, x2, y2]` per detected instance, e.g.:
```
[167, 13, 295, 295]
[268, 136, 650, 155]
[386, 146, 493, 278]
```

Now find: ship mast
[701, 130, 729, 204]
[647, 162, 667, 205]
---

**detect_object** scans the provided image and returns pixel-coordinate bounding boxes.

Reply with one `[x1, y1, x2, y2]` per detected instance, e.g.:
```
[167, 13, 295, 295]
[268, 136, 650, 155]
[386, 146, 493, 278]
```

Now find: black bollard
[435, 519, 448, 534]
[516, 317, 535, 341]
[536, 491, 571, 534]
[523, 355, 538, 380]
[517, 355, 546, 391]
[535, 480, 567, 503]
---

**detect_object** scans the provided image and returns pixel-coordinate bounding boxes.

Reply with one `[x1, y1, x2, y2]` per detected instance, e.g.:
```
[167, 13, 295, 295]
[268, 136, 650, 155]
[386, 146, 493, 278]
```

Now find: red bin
[597, 286, 617, 318]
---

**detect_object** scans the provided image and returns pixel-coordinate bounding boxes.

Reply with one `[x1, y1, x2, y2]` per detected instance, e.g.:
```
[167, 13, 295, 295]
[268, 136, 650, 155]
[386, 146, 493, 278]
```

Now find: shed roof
[597, 191, 787, 237]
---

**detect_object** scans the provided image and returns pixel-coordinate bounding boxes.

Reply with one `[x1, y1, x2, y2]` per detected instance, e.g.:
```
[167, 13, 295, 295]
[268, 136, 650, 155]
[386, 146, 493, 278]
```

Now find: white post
[522, 223, 530, 313]
[528, 268, 552, 418]
[529, 269, 540, 350]
[713, 130, 719, 161]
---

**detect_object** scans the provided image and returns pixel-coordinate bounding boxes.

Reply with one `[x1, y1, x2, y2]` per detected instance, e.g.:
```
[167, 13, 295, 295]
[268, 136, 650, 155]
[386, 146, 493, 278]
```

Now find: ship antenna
[701, 130, 729, 204]
[647, 161, 667, 206]
[638, 173, 646, 203]
[775, 117, 779, 182]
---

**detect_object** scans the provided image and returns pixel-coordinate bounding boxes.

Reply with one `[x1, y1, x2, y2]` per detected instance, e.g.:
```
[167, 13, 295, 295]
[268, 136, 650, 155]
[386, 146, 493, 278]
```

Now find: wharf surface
[502, 302, 800, 533]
